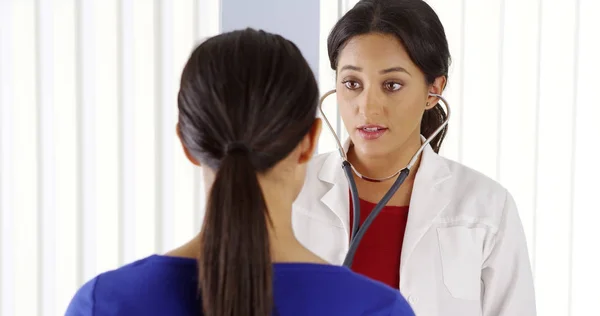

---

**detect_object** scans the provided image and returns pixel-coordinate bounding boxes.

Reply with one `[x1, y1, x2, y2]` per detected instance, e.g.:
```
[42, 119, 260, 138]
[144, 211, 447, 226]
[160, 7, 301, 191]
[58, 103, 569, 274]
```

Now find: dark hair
[177, 28, 319, 316]
[328, 0, 451, 153]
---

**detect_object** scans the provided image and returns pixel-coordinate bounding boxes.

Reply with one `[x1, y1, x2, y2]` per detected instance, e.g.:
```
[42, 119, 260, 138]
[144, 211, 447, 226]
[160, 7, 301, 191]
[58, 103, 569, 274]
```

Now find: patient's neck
[166, 179, 326, 265]
[261, 180, 326, 264]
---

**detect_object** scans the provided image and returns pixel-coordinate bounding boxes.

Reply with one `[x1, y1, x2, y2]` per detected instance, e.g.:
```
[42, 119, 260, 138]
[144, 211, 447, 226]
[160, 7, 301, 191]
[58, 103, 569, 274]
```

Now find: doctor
[292, 0, 536, 315]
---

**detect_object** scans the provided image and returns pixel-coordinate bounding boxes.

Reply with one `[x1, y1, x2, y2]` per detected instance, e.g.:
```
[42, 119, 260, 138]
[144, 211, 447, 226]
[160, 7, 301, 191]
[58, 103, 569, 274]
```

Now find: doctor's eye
[384, 81, 403, 92]
[342, 80, 361, 90]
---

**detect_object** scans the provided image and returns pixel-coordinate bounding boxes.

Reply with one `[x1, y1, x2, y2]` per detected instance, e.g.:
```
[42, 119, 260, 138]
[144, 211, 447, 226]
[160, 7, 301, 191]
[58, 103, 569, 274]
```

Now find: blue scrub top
[65, 255, 415, 315]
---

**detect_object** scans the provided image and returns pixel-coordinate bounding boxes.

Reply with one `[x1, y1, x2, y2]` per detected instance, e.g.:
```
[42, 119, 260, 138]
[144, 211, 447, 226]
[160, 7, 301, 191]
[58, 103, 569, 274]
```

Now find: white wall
[1, 0, 599, 315]
[220, 0, 320, 78]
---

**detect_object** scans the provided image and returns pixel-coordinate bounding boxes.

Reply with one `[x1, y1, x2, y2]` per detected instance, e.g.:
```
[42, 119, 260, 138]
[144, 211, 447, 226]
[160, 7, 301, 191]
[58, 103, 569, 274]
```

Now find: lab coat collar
[317, 136, 451, 187]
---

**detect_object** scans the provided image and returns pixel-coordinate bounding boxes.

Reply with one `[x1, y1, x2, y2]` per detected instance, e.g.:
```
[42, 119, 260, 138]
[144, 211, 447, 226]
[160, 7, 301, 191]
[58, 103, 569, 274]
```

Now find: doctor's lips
[356, 124, 388, 140]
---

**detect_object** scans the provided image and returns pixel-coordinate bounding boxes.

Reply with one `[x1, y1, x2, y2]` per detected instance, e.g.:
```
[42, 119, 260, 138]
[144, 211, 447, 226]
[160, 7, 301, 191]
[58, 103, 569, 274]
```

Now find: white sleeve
[481, 191, 537, 316]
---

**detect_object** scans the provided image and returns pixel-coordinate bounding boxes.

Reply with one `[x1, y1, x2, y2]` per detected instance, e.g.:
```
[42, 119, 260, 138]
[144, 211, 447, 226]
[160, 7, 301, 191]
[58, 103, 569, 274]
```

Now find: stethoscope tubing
[317, 89, 450, 267]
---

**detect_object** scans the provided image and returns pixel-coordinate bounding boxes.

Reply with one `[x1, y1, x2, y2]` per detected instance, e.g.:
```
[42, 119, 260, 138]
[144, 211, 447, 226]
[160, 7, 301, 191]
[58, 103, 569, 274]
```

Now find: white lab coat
[292, 141, 536, 316]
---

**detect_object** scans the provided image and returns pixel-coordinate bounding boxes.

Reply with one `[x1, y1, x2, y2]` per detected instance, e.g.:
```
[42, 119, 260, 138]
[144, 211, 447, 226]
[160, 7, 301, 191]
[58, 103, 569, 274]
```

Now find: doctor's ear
[426, 76, 447, 110]
[298, 118, 322, 164]
[176, 123, 201, 166]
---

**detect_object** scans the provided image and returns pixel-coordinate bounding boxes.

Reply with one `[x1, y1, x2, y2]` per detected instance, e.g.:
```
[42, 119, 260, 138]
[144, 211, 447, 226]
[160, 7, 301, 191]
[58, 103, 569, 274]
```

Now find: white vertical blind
[75, 0, 97, 291]
[155, 0, 175, 256]
[117, 0, 136, 267]
[0, 0, 15, 315]
[35, 0, 56, 315]
[425, 0, 465, 162]
[11, 2, 39, 316]
[536, 1, 578, 315]
[53, 1, 78, 315]
[131, 0, 157, 265]
[496, 0, 540, 280]
[0, 1, 221, 314]
[460, 0, 503, 178]
[93, 0, 120, 288]
[571, 1, 600, 314]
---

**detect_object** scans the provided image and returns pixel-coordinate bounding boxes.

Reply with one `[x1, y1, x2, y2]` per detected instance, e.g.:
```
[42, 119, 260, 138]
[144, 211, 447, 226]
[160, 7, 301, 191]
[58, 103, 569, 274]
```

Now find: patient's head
[177, 28, 321, 200]
[176, 28, 321, 316]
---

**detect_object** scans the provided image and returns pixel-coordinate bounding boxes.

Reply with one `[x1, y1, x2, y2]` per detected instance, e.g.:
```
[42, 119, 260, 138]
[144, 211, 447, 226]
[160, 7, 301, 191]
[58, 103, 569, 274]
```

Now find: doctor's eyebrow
[339, 65, 412, 76]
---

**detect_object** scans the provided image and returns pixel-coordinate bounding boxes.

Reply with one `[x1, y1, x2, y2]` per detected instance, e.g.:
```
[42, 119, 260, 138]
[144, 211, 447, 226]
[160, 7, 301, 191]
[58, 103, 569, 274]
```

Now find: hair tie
[224, 141, 252, 156]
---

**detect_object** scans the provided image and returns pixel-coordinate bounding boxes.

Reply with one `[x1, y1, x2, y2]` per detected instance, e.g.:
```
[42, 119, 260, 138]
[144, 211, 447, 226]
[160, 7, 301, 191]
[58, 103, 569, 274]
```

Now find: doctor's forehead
[336, 33, 417, 74]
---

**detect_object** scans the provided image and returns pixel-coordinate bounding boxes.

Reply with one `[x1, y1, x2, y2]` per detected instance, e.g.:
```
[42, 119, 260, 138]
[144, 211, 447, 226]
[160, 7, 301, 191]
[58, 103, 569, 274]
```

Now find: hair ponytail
[177, 28, 320, 316]
[421, 103, 448, 153]
[198, 151, 273, 316]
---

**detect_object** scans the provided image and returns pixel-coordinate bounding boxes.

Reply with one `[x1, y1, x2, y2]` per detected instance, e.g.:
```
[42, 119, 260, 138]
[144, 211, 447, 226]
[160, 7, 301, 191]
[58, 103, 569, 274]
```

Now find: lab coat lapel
[317, 145, 351, 239]
[400, 144, 452, 285]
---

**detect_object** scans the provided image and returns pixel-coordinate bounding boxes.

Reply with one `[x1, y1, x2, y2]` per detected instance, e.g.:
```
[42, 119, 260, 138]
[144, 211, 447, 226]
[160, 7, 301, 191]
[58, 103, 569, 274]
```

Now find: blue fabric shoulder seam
[90, 275, 100, 316]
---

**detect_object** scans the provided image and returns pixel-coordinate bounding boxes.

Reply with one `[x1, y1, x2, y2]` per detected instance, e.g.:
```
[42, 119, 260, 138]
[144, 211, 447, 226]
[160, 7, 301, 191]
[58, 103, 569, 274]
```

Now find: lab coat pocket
[436, 226, 482, 301]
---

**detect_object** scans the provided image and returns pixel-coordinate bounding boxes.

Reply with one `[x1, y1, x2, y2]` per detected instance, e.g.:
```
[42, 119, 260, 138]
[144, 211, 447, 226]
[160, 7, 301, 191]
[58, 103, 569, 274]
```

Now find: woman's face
[336, 33, 438, 159]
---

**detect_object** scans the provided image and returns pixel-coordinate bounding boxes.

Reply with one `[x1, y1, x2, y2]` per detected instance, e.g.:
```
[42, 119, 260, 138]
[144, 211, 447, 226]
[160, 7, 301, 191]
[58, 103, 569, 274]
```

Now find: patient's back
[66, 255, 414, 315]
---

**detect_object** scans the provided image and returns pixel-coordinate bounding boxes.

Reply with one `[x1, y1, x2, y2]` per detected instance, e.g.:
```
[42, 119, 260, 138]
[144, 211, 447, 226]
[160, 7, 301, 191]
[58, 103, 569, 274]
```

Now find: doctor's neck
[348, 131, 424, 180]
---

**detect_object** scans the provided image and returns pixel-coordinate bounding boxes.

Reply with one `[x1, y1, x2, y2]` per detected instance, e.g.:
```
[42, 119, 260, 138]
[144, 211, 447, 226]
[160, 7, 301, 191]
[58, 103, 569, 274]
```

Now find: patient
[65, 28, 414, 316]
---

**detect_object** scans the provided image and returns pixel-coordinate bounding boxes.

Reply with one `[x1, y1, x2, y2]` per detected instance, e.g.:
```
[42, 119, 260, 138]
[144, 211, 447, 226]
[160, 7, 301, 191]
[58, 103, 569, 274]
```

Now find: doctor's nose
[357, 87, 384, 117]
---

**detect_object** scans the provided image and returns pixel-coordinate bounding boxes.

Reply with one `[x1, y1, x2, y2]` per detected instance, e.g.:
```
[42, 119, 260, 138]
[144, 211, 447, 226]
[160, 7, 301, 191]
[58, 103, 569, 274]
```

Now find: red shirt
[349, 196, 409, 289]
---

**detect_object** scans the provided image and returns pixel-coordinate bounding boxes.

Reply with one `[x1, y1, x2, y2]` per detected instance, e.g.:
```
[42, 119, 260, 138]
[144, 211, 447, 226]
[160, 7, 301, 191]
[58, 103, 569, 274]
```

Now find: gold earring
[426, 102, 430, 107]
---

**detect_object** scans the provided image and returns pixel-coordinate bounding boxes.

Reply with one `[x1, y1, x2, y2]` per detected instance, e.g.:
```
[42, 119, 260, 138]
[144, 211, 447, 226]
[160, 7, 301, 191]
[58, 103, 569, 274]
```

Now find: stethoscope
[318, 89, 451, 267]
